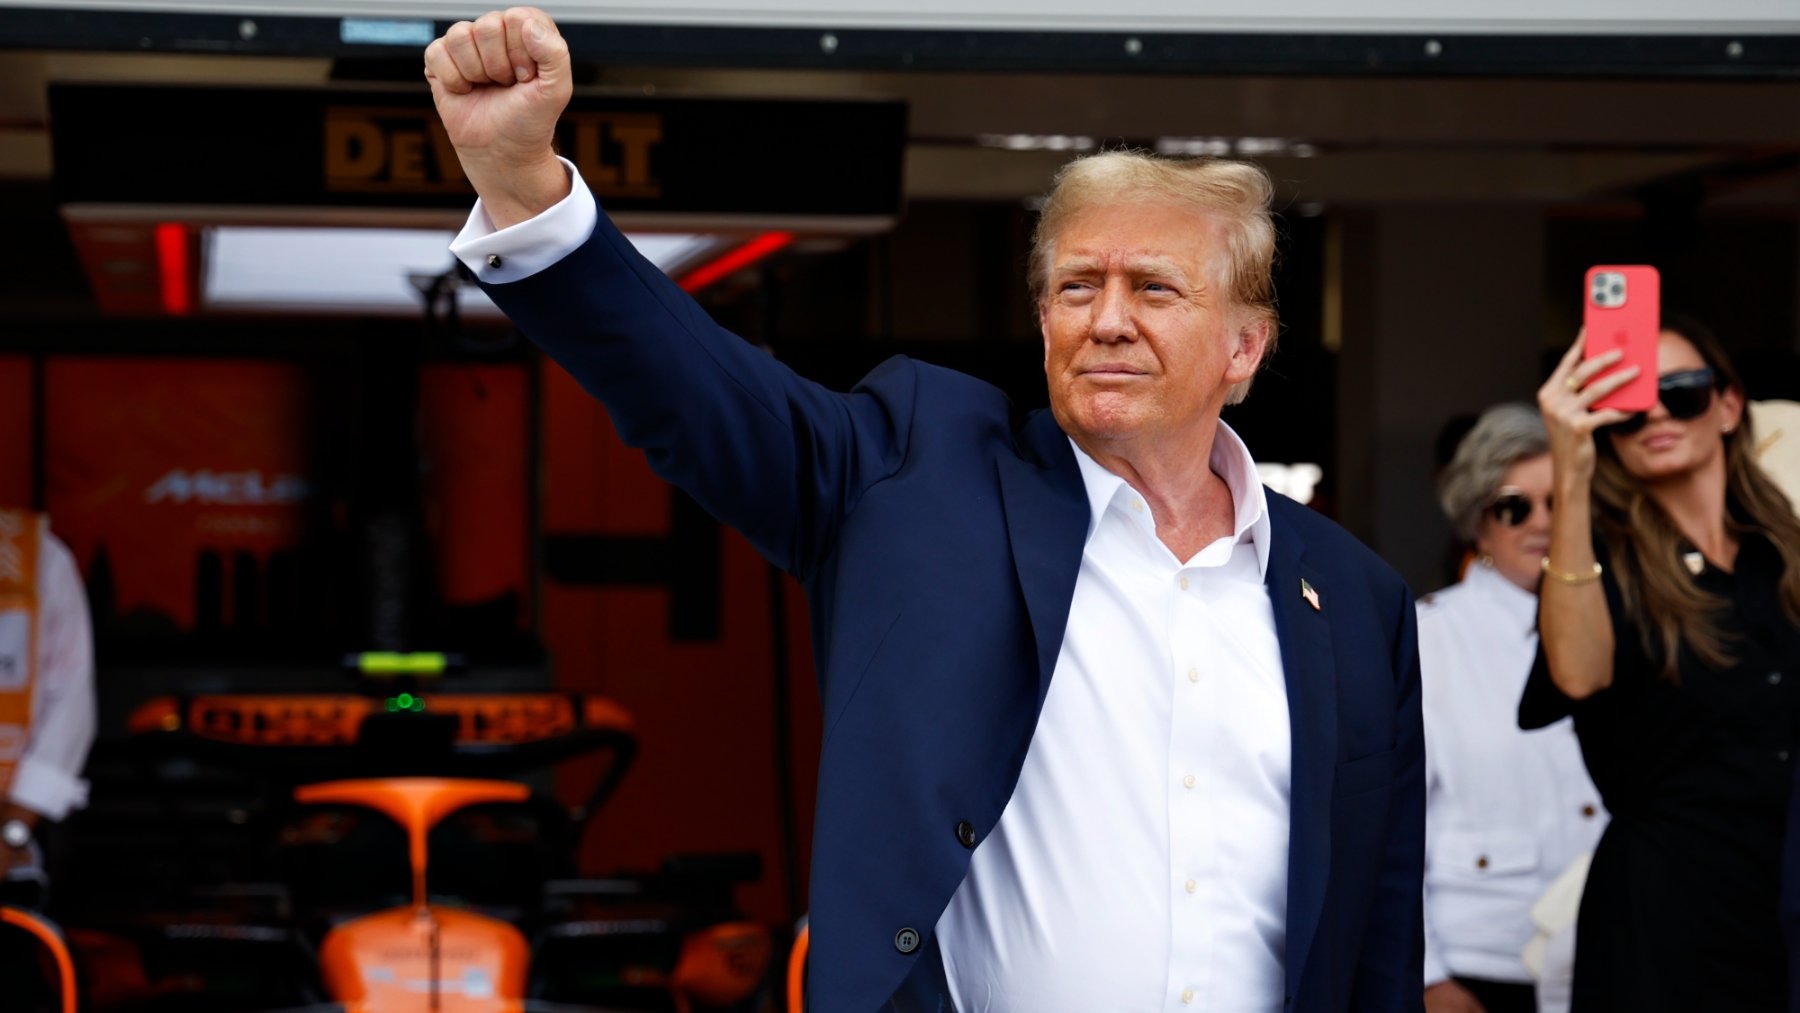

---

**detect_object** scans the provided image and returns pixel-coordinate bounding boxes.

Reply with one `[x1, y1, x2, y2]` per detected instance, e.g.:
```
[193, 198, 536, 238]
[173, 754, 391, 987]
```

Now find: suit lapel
[1264, 513, 1339, 998]
[995, 411, 1089, 703]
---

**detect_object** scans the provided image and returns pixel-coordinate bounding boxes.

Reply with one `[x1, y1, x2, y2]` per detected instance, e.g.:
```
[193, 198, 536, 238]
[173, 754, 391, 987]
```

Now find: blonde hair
[1029, 151, 1279, 405]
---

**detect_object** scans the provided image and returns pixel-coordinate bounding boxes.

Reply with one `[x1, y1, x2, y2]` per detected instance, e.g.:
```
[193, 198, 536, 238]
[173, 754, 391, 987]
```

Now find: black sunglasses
[1607, 368, 1718, 436]
[1487, 487, 1553, 527]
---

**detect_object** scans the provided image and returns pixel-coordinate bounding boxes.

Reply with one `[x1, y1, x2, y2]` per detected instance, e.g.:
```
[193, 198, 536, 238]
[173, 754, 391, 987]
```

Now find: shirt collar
[1463, 558, 1539, 637]
[1068, 420, 1272, 579]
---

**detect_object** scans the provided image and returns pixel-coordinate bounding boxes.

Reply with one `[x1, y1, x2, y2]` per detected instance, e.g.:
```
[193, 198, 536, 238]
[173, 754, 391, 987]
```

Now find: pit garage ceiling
[3, 0, 1800, 221]
[4, 51, 1800, 209]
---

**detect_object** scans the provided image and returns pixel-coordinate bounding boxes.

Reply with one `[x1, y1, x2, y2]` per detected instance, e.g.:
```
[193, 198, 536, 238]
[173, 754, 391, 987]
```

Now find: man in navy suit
[426, 9, 1423, 1011]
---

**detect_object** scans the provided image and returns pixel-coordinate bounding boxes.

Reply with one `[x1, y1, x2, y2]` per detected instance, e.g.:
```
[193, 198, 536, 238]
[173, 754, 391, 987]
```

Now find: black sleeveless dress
[1520, 529, 1800, 1011]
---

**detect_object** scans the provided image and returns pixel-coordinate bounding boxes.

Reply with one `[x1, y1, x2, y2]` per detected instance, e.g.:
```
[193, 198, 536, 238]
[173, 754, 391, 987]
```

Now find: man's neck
[1075, 421, 1238, 561]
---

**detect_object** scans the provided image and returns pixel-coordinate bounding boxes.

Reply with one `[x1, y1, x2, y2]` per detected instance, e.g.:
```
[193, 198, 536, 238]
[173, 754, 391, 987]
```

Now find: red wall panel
[420, 364, 530, 619]
[43, 358, 310, 630]
[0, 357, 31, 510]
[539, 356, 821, 926]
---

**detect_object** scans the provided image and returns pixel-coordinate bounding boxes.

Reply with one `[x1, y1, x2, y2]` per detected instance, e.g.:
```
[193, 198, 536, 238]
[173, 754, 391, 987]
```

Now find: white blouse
[1418, 562, 1605, 987]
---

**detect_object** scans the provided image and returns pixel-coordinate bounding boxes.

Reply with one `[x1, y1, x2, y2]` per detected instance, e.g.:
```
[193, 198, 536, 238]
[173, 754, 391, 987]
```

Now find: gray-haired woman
[1420, 404, 1606, 1013]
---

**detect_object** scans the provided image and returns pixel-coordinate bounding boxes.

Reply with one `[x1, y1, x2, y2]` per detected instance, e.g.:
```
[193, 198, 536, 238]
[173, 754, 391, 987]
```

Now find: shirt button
[1476, 855, 1490, 870]
[486, 253, 504, 269]
[1183, 774, 1196, 789]
[894, 927, 920, 954]
[1779, 750, 1791, 762]
[1581, 804, 1597, 818]
[1181, 988, 1195, 1004]
[1179, 576, 1190, 590]
[955, 821, 976, 848]
[1184, 879, 1197, 894]
[1770, 672, 1784, 685]
[1187, 667, 1199, 683]
[1131, 499, 1145, 513]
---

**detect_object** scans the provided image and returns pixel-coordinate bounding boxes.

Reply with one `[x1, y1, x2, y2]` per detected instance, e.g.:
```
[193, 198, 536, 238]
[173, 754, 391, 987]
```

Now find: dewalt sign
[324, 107, 663, 199]
[51, 84, 906, 221]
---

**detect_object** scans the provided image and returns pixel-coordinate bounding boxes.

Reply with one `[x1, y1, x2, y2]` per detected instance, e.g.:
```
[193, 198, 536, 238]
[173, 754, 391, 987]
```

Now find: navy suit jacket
[481, 204, 1426, 1012]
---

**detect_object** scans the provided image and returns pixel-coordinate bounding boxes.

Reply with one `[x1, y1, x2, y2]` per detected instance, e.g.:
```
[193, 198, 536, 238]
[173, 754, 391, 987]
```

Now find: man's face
[1039, 200, 1266, 454]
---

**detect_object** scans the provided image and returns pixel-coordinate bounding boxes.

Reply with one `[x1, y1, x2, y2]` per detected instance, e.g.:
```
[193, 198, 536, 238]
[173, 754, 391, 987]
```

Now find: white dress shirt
[452, 167, 1293, 1012]
[5, 525, 96, 822]
[1417, 563, 1605, 988]
[937, 433, 1288, 1013]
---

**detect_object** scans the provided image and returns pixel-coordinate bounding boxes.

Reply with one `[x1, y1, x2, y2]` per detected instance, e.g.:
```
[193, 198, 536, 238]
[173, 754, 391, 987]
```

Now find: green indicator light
[395, 693, 414, 709]
[384, 698, 399, 713]
[357, 652, 449, 677]
[412, 697, 427, 712]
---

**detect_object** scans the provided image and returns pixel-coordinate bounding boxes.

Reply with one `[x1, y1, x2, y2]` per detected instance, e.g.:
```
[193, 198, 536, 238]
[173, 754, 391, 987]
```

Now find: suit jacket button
[894, 927, 920, 954]
[956, 820, 977, 848]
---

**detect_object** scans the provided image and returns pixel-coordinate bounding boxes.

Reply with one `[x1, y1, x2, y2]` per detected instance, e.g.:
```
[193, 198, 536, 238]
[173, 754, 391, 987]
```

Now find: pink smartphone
[1582, 265, 1660, 414]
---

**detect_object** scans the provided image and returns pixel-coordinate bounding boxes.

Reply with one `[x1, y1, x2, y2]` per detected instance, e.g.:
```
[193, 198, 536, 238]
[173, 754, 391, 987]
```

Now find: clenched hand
[424, 6, 574, 229]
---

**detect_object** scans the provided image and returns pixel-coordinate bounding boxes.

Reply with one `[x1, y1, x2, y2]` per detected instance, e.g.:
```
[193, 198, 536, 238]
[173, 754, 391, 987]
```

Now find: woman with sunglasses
[1421, 404, 1607, 1013]
[1526, 317, 1800, 1010]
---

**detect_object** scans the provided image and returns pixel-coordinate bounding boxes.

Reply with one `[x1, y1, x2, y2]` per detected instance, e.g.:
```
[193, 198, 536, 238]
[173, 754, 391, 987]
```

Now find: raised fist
[424, 6, 573, 225]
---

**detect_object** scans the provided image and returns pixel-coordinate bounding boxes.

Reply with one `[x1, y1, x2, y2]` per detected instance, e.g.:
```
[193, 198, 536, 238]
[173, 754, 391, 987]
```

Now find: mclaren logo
[145, 470, 309, 506]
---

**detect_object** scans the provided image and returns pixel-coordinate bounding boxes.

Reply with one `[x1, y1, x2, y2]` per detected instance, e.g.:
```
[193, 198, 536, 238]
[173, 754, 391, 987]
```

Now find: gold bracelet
[1541, 557, 1603, 585]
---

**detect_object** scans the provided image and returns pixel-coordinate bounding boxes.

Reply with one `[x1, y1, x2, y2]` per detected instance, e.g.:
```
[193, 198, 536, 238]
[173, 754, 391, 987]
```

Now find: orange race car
[57, 660, 775, 1013]
[0, 902, 77, 1013]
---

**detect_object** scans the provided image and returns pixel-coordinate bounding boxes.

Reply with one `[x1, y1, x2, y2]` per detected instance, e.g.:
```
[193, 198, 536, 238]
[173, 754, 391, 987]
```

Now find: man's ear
[1038, 300, 1052, 366]
[1226, 314, 1273, 385]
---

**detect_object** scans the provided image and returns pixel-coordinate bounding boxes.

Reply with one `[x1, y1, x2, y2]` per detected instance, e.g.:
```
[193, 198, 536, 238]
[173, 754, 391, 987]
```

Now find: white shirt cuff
[448, 155, 598, 285]
[6, 754, 89, 821]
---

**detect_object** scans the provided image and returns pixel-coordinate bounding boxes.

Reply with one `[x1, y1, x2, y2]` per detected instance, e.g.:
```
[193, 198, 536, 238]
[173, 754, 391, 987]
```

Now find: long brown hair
[1590, 316, 1800, 678]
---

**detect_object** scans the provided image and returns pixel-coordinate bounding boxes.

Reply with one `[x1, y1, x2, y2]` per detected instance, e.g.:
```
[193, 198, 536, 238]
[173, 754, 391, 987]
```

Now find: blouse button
[1476, 856, 1489, 870]
[1581, 805, 1597, 818]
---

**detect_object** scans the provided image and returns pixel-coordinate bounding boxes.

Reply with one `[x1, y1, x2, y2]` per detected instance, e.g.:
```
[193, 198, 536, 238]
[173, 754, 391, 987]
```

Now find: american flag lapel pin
[1300, 578, 1321, 612]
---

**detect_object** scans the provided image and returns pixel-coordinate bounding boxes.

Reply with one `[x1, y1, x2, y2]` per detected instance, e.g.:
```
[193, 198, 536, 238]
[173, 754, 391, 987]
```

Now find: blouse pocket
[1430, 829, 1540, 882]
[1427, 830, 1543, 957]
